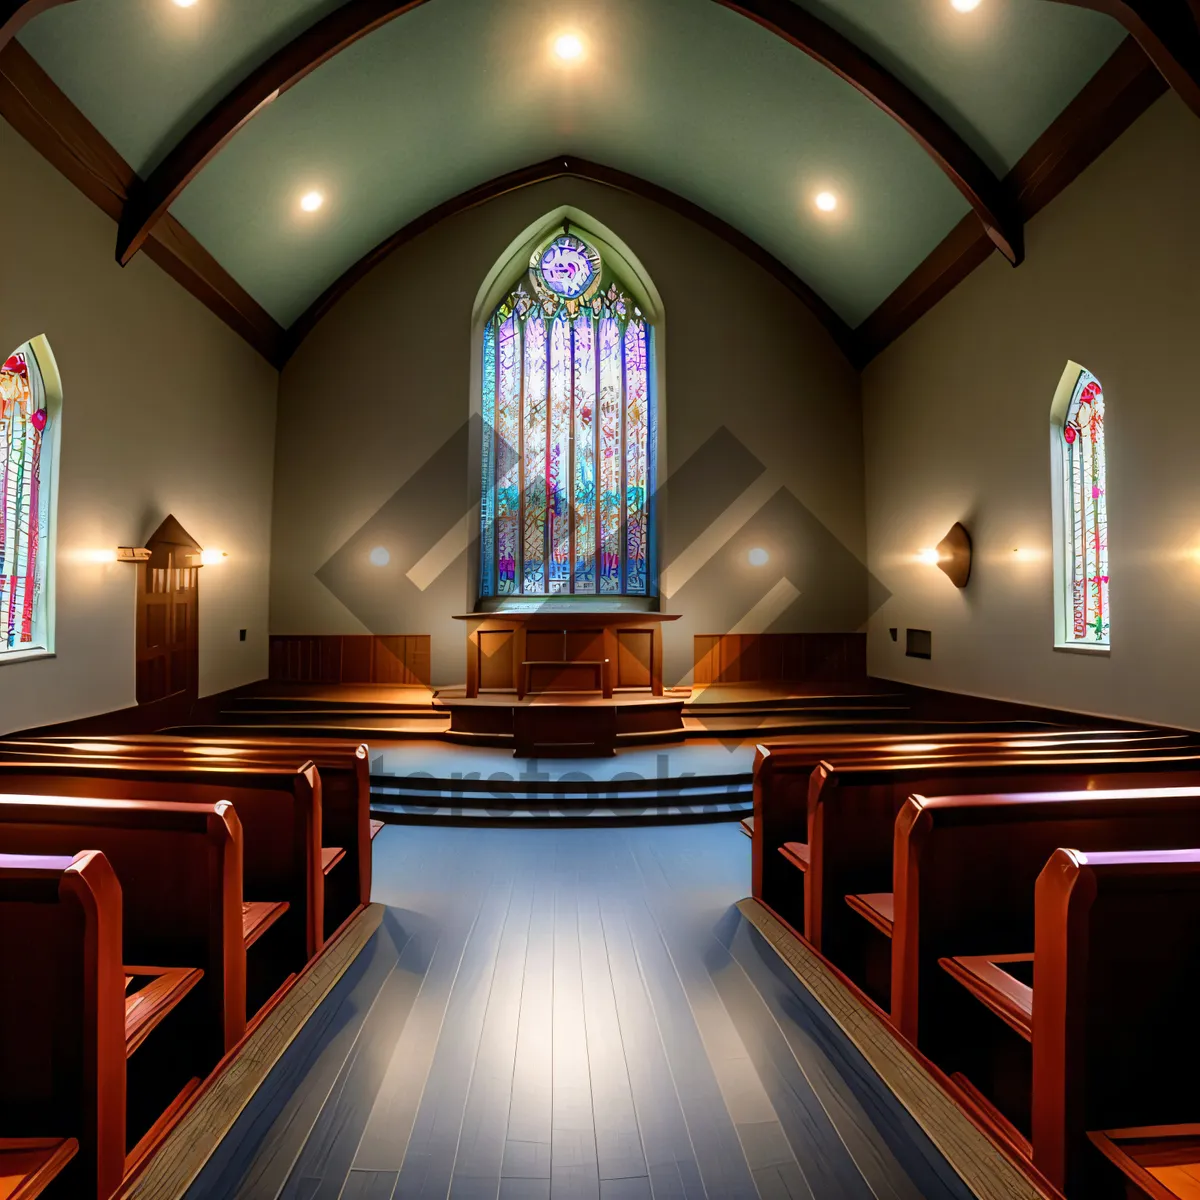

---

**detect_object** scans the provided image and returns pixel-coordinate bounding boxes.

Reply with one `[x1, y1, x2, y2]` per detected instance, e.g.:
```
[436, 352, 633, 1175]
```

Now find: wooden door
[136, 521, 200, 706]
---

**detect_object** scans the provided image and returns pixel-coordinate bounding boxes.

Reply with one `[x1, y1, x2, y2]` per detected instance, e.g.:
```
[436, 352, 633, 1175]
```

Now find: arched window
[1051, 362, 1108, 648]
[0, 339, 57, 656]
[479, 229, 654, 600]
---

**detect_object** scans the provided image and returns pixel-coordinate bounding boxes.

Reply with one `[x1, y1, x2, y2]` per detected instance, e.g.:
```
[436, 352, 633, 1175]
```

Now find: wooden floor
[185, 824, 974, 1200]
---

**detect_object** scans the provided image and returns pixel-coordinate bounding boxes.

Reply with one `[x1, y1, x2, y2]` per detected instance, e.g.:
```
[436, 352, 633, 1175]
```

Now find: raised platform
[433, 688, 688, 756]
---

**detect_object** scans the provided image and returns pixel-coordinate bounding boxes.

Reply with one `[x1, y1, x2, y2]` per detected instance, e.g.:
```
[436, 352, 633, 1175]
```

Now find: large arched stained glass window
[0, 341, 55, 654]
[1052, 363, 1108, 647]
[480, 231, 654, 599]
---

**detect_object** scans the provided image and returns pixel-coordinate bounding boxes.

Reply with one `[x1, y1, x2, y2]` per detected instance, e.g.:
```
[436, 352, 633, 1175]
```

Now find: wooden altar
[453, 611, 680, 699]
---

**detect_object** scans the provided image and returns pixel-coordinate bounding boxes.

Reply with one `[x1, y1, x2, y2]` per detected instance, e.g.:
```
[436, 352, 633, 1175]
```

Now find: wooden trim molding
[0, 42, 287, 366]
[713, 0, 1023, 265]
[1049, 0, 1200, 119]
[0, 0, 75, 52]
[283, 155, 859, 364]
[116, 0, 433, 265]
[856, 36, 1166, 365]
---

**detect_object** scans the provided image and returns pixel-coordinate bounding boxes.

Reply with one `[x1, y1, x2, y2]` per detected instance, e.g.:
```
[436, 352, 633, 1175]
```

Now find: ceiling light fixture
[951, 0, 981, 11]
[748, 547, 769, 566]
[369, 546, 391, 567]
[300, 190, 324, 213]
[553, 33, 585, 61]
[814, 191, 838, 213]
[172, 0, 199, 7]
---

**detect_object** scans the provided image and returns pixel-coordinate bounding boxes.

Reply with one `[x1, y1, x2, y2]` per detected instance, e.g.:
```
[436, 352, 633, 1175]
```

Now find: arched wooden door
[136, 515, 199, 705]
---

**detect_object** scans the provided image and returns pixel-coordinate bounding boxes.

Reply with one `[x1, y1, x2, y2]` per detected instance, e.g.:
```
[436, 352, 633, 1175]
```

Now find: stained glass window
[0, 342, 54, 654]
[1055, 366, 1109, 646]
[480, 232, 654, 599]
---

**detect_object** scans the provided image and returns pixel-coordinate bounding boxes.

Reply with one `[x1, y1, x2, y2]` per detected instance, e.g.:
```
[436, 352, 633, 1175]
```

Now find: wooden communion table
[453, 611, 679, 699]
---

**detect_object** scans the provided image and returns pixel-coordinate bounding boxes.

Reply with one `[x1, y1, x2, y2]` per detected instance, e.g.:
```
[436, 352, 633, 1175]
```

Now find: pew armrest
[369, 819, 384, 840]
[124, 966, 205, 1057]
[0, 1137, 79, 1200]
[321, 846, 346, 875]
[845, 892, 895, 939]
[1088, 1125, 1200, 1200]
[740, 816, 753, 838]
[939, 952, 1034, 1042]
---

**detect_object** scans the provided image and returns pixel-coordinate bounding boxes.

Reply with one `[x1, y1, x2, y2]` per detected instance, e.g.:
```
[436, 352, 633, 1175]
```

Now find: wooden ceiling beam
[282, 155, 860, 366]
[1049, 0, 1200, 118]
[0, 1, 76, 52]
[115, 0, 432, 267]
[712, 0, 1024, 266]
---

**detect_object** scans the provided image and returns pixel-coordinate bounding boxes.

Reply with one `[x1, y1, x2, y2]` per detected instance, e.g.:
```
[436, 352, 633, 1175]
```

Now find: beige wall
[0, 120, 277, 733]
[863, 93, 1200, 728]
[274, 179, 867, 686]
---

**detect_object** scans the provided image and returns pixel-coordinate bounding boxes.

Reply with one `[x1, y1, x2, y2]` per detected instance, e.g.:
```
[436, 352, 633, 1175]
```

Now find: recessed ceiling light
[553, 33, 585, 61]
[299, 190, 324, 213]
[172, 0, 199, 7]
[951, 0, 981, 11]
[814, 191, 838, 213]
[748, 547, 769, 566]
[369, 546, 390, 567]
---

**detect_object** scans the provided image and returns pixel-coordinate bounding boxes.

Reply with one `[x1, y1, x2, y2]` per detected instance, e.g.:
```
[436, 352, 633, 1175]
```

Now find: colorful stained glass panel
[547, 312, 571, 593]
[572, 314, 596, 593]
[624, 319, 649, 595]
[522, 317, 548, 593]
[479, 322, 496, 597]
[597, 317, 622, 593]
[1062, 369, 1108, 644]
[494, 315, 521, 594]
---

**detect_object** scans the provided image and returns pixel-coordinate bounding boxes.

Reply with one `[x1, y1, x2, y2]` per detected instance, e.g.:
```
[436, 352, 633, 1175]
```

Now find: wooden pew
[2, 738, 370, 937]
[752, 729, 1170, 931]
[0, 851, 117, 1200]
[0, 761, 322, 976]
[0, 796, 242, 1058]
[888, 785, 1200, 1053]
[803, 749, 1200, 986]
[943, 848, 1200, 1198]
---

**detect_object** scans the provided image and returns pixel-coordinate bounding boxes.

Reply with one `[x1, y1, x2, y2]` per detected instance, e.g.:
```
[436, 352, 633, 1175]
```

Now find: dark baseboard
[13, 680, 267, 738]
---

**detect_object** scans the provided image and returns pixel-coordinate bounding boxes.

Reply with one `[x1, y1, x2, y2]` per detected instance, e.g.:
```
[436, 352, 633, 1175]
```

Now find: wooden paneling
[617, 631, 653, 690]
[692, 633, 867, 686]
[268, 635, 431, 686]
[477, 630, 514, 691]
[565, 629, 604, 663]
[525, 630, 565, 662]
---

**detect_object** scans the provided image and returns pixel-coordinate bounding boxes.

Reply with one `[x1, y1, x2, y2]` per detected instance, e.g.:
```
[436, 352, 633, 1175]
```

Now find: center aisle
[186, 824, 973, 1200]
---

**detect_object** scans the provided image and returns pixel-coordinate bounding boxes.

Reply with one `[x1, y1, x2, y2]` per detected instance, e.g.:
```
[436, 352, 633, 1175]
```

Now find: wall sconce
[116, 547, 150, 563]
[935, 522, 972, 588]
[198, 549, 227, 566]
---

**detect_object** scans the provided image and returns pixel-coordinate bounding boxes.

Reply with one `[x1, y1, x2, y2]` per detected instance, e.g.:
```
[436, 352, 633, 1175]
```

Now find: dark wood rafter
[115, 0, 433, 266]
[1049, 0, 1200, 118]
[0, 41, 288, 365]
[0, 0, 76, 51]
[856, 36, 1165, 365]
[712, 0, 1024, 266]
[282, 155, 858, 364]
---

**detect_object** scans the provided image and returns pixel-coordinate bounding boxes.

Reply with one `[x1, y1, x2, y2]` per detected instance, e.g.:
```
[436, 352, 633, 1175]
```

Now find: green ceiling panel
[19, 0, 346, 172]
[169, 0, 969, 327]
[16, 0, 1131, 336]
[797, 0, 1126, 174]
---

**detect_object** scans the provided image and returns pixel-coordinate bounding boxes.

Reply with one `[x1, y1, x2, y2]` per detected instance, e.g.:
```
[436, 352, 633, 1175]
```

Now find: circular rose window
[531, 234, 602, 302]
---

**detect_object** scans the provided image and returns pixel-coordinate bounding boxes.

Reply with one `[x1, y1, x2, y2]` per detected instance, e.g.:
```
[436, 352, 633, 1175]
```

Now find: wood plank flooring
[186, 824, 975, 1200]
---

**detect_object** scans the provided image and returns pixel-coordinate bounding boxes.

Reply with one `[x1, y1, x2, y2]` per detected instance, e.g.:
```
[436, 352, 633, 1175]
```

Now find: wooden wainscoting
[693, 633, 867, 687]
[268, 635, 431, 686]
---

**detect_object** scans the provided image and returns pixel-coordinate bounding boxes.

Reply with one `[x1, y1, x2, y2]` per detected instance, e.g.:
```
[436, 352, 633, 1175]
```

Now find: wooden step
[1089, 1124, 1200, 1199]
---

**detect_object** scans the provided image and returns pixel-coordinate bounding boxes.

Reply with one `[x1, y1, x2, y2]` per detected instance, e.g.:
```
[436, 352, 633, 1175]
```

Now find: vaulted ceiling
[8, 0, 1156, 348]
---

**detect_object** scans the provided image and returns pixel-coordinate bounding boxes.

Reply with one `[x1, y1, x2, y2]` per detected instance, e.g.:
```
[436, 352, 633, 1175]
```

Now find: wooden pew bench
[890, 785, 1200, 1052]
[4, 738, 370, 938]
[752, 728, 1165, 933]
[0, 845, 212, 1200]
[0, 761, 322, 991]
[0, 851, 117, 1200]
[940, 848, 1200, 1198]
[804, 750, 1200, 1007]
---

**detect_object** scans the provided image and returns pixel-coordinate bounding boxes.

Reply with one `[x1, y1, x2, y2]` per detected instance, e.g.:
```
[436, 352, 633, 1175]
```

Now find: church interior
[2, 1, 1200, 1197]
